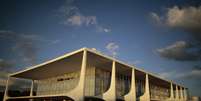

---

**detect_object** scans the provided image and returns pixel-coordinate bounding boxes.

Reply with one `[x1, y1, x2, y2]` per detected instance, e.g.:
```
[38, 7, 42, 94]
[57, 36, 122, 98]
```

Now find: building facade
[3, 48, 189, 101]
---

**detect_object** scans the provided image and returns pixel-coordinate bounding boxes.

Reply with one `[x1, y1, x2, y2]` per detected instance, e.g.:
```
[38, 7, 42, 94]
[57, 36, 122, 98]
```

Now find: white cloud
[106, 42, 119, 56]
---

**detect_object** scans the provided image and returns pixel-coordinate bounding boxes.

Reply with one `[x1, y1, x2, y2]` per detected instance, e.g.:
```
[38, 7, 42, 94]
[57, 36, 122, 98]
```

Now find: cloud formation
[0, 59, 15, 87]
[0, 59, 14, 72]
[151, 6, 201, 41]
[151, 6, 201, 61]
[106, 42, 119, 56]
[0, 30, 40, 65]
[157, 41, 201, 61]
[66, 15, 97, 26]
[0, 30, 59, 65]
[151, 6, 201, 34]
[59, 0, 111, 33]
[0, 30, 61, 87]
[159, 65, 201, 80]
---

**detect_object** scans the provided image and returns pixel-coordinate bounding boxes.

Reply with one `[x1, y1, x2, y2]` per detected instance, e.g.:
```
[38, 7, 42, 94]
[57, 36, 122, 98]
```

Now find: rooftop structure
[3, 48, 189, 101]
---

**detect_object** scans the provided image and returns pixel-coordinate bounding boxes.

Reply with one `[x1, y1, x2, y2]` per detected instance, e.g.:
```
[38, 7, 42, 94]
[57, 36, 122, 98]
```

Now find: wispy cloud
[0, 30, 61, 87]
[0, 30, 40, 65]
[132, 60, 142, 65]
[59, 0, 111, 33]
[0, 59, 14, 73]
[0, 30, 60, 65]
[150, 12, 162, 25]
[126, 60, 143, 67]
[0, 59, 15, 87]
[65, 14, 97, 26]
[106, 42, 119, 56]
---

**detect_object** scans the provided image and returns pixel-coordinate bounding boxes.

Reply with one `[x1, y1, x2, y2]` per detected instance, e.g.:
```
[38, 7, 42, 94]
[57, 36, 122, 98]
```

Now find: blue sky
[0, 0, 201, 97]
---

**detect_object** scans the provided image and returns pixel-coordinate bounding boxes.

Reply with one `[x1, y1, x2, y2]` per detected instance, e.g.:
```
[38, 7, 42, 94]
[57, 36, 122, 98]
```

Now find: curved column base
[103, 61, 116, 101]
[139, 74, 150, 101]
[124, 68, 136, 101]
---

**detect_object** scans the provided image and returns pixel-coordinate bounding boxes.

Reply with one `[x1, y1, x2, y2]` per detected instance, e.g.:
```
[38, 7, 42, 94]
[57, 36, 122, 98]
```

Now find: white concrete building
[3, 48, 189, 101]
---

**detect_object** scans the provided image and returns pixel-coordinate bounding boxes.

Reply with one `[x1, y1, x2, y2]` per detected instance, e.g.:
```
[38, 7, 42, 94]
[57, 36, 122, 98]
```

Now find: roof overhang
[9, 48, 186, 88]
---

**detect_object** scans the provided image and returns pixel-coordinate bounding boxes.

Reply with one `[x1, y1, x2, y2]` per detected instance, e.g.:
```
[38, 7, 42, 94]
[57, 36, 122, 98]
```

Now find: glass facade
[9, 67, 171, 100]
[84, 66, 96, 96]
[94, 67, 132, 98]
[36, 70, 80, 95]
[136, 79, 145, 97]
[95, 68, 111, 96]
[116, 73, 131, 98]
[150, 84, 170, 100]
[8, 78, 32, 97]
[9, 66, 172, 100]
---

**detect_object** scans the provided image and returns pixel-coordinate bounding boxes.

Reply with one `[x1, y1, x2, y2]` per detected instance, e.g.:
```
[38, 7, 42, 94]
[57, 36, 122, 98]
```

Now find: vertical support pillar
[103, 61, 116, 101]
[166, 82, 174, 101]
[3, 77, 10, 101]
[175, 85, 179, 101]
[139, 74, 150, 101]
[183, 88, 187, 101]
[29, 80, 34, 101]
[170, 83, 174, 99]
[30, 80, 34, 96]
[124, 68, 136, 101]
[180, 87, 184, 101]
[66, 49, 87, 101]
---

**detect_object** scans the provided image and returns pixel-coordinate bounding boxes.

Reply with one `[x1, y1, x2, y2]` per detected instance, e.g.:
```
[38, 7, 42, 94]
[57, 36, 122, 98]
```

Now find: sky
[0, 0, 201, 97]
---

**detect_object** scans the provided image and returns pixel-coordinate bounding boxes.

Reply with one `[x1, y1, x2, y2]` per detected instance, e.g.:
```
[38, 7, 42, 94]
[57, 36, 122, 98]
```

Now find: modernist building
[3, 48, 189, 101]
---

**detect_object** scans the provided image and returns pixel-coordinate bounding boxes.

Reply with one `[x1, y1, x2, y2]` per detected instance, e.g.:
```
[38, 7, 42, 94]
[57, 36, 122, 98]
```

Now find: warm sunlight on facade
[3, 48, 189, 101]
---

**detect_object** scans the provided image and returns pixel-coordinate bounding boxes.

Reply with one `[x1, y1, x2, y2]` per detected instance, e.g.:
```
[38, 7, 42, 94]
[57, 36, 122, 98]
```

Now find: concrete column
[3, 77, 10, 101]
[180, 87, 184, 101]
[103, 61, 116, 101]
[124, 68, 136, 101]
[175, 85, 179, 101]
[183, 88, 187, 101]
[165, 83, 175, 101]
[30, 80, 34, 96]
[66, 49, 87, 101]
[170, 83, 174, 99]
[29, 80, 34, 101]
[139, 74, 150, 101]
